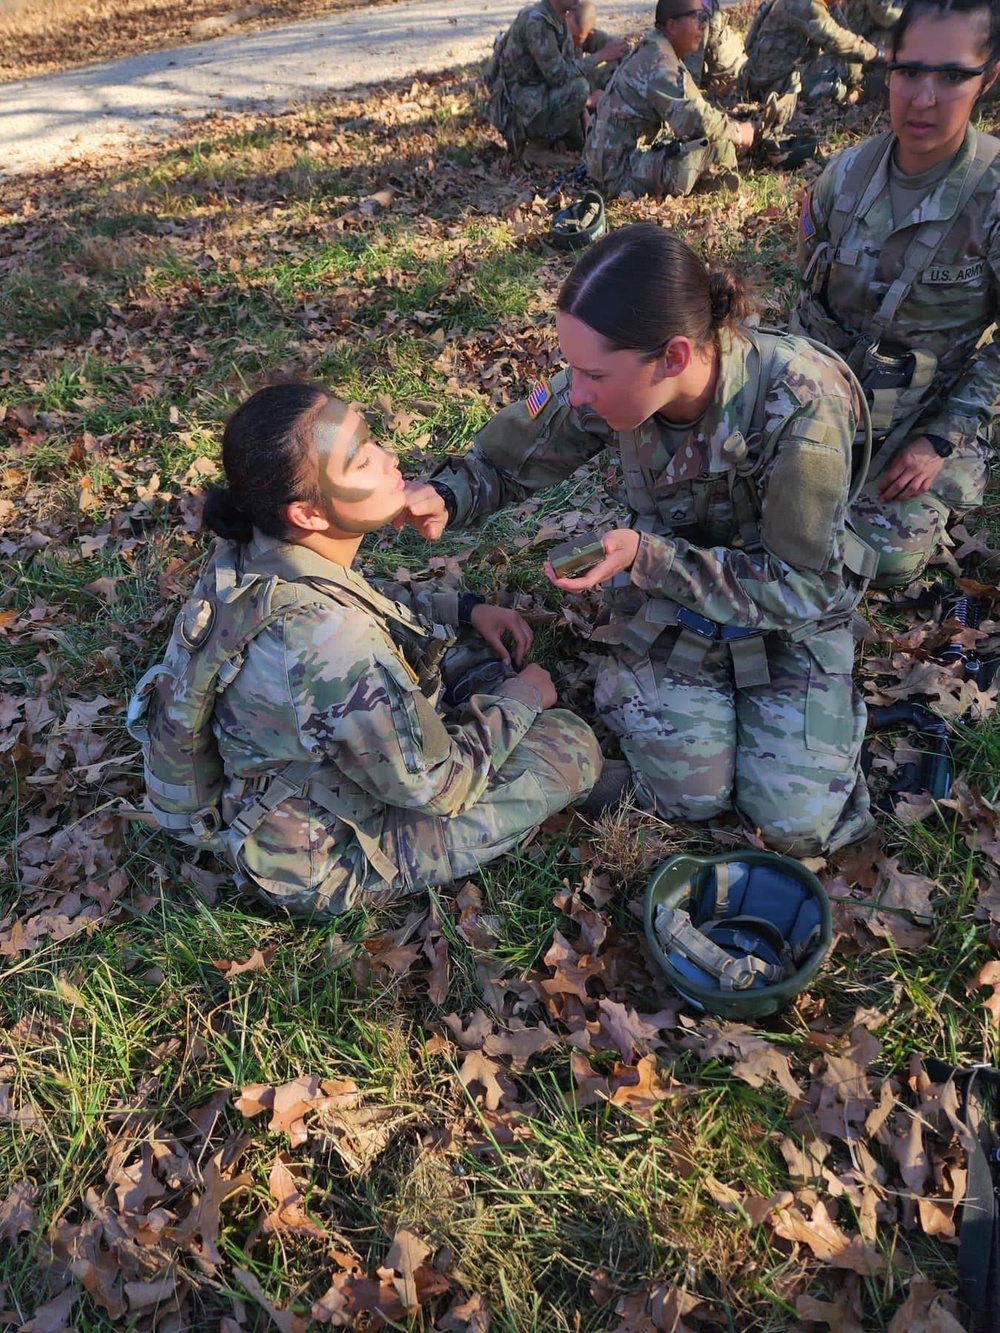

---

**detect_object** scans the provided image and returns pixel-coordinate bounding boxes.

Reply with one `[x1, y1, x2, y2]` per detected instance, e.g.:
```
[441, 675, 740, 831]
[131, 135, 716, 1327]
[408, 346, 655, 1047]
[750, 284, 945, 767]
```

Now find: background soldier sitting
[483, 0, 626, 153]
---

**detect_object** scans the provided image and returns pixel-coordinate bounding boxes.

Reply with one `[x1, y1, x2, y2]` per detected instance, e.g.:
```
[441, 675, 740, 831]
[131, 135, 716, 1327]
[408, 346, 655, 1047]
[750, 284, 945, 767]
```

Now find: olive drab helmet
[549, 190, 607, 251]
[643, 851, 833, 1020]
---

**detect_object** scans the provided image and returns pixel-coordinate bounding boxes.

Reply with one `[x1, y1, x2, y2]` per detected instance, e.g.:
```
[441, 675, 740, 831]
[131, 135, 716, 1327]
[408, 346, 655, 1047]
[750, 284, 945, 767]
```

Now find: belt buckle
[676, 607, 719, 639]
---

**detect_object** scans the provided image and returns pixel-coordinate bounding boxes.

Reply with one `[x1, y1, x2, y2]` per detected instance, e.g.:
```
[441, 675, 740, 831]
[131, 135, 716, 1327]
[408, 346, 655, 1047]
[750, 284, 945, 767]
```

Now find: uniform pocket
[803, 629, 858, 759]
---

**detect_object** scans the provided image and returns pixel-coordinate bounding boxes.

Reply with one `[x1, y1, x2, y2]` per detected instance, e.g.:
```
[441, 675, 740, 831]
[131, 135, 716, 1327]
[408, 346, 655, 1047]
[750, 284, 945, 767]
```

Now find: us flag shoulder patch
[525, 377, 552, 419]
[800, 191, 815, 241]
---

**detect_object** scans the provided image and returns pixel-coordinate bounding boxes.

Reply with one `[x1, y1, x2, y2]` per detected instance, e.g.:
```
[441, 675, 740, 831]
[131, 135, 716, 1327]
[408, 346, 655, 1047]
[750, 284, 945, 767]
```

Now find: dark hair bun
[707, 268, 752, 328]
[202, 483, 253, 543]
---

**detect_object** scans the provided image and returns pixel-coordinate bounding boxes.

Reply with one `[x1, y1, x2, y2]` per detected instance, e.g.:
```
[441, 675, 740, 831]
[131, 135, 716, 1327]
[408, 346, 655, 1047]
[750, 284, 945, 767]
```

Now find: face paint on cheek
[312, 400, 381, 504]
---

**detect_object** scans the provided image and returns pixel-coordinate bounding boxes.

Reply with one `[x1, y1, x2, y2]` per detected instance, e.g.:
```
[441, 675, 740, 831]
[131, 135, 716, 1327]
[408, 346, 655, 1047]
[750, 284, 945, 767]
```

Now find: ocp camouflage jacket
[792, 126, 1000, 454]
[431, 330, 868, 664]
[212, 534, 545, 912]
[744, 0, 878, 91]
[491, 0, 594, 94]
[585, 29, 740, 186]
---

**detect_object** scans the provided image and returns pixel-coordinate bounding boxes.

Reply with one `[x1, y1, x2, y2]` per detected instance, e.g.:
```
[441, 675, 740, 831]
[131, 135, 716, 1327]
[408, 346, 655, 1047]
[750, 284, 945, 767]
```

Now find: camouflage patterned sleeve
[287, 602, 545, 816]
[791, 0, 879, 61]
[643, 59, 738, 145]
[429, 370, 612, 527]
[920, 190, 1000, 452]
[524, 11, 587, 86]
[629, 359, 860, 631]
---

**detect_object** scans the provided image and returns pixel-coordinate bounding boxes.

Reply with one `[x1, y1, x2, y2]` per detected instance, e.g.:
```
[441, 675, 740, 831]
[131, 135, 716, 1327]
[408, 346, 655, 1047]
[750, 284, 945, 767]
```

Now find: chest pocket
[906, 249, 993, 332]
[827, 244, 882, 334]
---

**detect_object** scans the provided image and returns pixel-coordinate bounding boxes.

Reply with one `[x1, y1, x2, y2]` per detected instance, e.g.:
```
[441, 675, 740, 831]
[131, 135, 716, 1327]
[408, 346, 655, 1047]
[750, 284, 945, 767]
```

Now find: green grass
[2, 59, 999, 1333]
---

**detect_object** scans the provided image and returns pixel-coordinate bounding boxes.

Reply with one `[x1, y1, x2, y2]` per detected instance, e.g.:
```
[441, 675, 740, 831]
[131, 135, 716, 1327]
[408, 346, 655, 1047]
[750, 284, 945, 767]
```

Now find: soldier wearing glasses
[584, 0, 754, 198]
[792, 0, 1000, 588]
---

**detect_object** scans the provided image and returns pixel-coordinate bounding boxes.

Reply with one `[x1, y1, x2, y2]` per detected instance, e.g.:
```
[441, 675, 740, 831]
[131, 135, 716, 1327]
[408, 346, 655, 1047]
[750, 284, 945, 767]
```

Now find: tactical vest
[593, 328, 874, 686]
[801, 129, 1000, 457]
[126, 540, 454, 884]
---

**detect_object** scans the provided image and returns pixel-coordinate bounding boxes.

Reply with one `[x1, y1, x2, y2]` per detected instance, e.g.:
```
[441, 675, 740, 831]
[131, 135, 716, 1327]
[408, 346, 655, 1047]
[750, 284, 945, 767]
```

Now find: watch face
[932, 439, 954, 459]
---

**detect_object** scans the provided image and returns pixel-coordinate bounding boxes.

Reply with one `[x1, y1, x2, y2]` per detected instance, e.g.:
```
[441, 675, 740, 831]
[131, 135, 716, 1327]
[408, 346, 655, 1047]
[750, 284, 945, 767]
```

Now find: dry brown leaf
[458, 1050, 507, 1111]
[212, 946, 277, 978]
[886, 1276, 966, 1332]
[0, 1178, 39, 1239]
[382, 1226, 432, 1312]
[264, 1154, 327, 1238]
[770, 1198, 886, 1275]
[436, 1291, 493, 1331]
[608, 1055, 680, 1121]
[236, 1268, 308, 1333]
[794, 1277, 865, 1332]
[19, 1285, 79, 1333]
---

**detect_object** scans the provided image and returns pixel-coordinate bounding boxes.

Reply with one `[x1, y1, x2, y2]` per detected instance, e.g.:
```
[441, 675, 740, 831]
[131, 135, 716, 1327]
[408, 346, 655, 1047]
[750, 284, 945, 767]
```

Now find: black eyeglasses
[671, 7, 712, 23]
[886, 60, 990, 98]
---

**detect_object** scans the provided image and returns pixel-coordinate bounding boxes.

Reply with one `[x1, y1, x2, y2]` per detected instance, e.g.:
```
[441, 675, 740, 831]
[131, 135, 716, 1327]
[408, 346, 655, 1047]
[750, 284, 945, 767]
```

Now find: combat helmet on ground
[644, 850, 832, 1020]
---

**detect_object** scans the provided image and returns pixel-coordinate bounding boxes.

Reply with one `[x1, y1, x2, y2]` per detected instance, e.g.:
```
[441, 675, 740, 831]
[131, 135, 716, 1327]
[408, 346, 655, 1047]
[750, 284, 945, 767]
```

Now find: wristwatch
[926, 434, 954, 459]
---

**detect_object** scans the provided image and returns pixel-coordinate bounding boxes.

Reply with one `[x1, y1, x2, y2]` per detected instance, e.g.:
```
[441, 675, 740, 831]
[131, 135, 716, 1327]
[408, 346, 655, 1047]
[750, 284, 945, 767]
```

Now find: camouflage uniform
[792, 127, 1000, 587]
[684, 0, 748, 87]
[429, 331, 876, 856]
[209, 533, 600, 916]
[484, 0, 604, 150]
[842, 0, 902, 43]
[743, 0, 879, 105]
[584, 29, 741, 199]
[574, 26, 619, 90]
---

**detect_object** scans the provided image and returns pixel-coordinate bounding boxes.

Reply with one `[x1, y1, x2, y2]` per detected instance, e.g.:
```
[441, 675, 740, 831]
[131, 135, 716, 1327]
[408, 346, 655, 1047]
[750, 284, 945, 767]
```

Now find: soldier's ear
[658, 335, 692, 379]
[283, 499, 330, 534]
[982, 61, 999, 98]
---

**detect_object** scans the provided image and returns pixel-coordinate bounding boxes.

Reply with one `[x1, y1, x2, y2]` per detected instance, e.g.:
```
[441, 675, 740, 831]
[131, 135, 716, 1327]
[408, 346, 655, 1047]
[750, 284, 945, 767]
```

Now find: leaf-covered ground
[2, 18, 1000, 1333]
[0, 0, 387, 82]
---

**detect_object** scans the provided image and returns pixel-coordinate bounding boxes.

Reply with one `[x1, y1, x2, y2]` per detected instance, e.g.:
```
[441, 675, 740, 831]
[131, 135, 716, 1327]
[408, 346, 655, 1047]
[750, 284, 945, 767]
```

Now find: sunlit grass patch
[1, 49, 998, 1333]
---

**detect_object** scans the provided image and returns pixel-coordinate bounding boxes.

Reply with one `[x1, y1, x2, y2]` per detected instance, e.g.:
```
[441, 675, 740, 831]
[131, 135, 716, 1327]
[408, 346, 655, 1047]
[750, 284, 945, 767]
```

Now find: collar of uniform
[857, 125, 978, 229]
[538, 0, 566, 32]
[246, 529, 371, 599]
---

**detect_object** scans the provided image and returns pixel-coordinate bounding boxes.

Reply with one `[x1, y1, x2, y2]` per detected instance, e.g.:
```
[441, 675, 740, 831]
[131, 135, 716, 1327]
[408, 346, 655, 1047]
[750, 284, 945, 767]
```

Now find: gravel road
[2, 0, 653, 178]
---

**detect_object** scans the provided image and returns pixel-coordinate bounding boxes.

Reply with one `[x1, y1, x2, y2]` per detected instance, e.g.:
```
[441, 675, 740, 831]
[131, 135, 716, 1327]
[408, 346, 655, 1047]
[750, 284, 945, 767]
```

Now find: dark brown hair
[203, 381, 327, 543]
[556, 222, 754, 357]
[891, 0, 999, 63]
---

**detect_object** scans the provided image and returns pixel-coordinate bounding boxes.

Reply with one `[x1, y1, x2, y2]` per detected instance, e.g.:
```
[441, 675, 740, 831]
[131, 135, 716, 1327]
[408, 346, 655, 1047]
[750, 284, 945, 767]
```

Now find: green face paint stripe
[312, 401, 379, 504]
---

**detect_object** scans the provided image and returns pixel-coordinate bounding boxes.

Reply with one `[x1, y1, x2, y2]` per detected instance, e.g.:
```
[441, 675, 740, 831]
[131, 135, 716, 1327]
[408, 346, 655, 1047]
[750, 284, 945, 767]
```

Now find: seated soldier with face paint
[141, 382, 602, 918]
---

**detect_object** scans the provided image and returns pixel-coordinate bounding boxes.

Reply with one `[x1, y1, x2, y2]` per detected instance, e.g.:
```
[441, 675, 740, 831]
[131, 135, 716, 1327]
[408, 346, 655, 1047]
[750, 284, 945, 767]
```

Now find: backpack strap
[227, 758, 399, 886]
[825, 132, 895, 252]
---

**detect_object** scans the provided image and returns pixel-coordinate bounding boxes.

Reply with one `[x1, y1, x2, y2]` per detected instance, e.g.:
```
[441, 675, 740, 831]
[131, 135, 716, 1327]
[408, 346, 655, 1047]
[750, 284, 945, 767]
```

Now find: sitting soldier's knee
[869, 543, 933, 590]
[537, 710, 603, 801]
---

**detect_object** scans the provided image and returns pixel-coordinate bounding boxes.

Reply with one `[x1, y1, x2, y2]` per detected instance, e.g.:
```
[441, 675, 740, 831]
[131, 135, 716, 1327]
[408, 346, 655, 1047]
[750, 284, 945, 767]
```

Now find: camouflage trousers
[851, 437, 993, 589]
[504, 74, 591, 149]
[376, 708, 600, 903]
[594, 629, 873, 856]
[599, 132, 738, 200]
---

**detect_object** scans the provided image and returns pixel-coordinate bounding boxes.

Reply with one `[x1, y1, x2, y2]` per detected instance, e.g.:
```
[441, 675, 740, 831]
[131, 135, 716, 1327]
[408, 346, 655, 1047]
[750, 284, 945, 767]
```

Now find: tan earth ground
[0, 0, 388, 81]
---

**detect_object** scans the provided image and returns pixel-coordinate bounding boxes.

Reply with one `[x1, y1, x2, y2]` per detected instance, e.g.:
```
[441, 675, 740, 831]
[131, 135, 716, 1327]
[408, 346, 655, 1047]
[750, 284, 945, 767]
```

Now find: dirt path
[2, 0, 652, 179]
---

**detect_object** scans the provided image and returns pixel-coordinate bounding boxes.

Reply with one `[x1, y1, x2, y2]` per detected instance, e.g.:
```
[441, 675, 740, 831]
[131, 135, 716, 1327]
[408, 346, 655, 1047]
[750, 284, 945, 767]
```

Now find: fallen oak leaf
[264, 1154, 328, 1239]
[0, 1179, 39, 1239]
[381, 1226, 431, 1313]
[608, 1055, 683, 1121]
[769, 1198, 886, 1275]
[212, 946, 278, 978]
[235, 1268, 307, 1333]
[457, 1049, 507, 1112]
[971, 959, 1000, 1024]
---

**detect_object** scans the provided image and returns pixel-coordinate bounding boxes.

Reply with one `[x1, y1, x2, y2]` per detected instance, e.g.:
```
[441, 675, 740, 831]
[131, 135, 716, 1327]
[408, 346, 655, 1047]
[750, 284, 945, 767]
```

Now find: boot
[573, 759, 636, 819]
